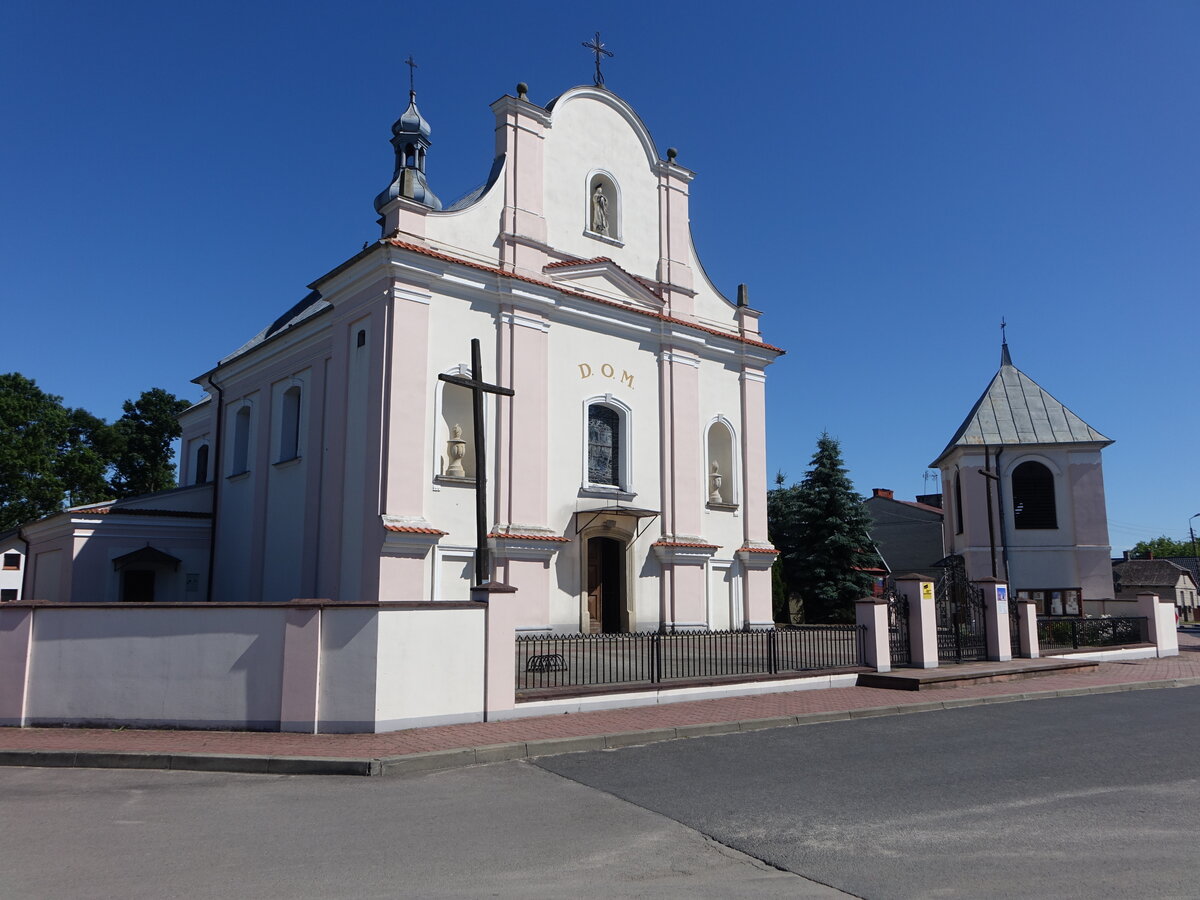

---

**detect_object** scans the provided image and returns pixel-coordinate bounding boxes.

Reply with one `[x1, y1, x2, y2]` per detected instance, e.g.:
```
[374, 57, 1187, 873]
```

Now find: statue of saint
[590, 184, 609, 236]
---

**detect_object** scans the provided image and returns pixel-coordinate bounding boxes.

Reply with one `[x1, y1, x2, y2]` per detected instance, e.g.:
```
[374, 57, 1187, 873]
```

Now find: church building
[932, 341, 1114, 615]
[154, 76, 783, 633]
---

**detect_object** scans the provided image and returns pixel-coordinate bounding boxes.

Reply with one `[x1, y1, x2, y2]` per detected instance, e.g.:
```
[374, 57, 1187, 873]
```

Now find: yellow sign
[920, 582, 934, 601]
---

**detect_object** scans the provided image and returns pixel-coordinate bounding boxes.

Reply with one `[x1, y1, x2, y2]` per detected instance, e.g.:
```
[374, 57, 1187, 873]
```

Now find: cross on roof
[405, 55, 418, 93]
[582, 31, 613, 87]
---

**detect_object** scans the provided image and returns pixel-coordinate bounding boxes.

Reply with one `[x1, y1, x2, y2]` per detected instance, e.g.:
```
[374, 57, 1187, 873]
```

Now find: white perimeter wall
[7, 604, 485, 733]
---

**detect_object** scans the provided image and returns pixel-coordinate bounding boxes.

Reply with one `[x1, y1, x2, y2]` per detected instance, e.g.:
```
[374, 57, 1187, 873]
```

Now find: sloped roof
[1112, 559, 1195, 589]
[932, 344, 1111, 466]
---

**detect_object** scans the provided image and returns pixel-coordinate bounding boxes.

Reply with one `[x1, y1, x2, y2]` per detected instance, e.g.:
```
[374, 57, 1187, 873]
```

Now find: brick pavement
[3, 633, 1198, 767]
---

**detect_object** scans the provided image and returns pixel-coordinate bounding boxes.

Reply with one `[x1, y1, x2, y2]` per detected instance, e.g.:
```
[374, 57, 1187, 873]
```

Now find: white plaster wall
[318, 607, 379, 732]
[542, 92, 662, 278]
[23, 607, 287, 728]
[424, 165, 507, 264]
[373, 607, 485, 729]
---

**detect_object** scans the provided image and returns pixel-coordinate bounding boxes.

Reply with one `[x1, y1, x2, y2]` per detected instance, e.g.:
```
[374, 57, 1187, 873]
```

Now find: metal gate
[884, 577, 911, 666]
[1009, 597, 1022, 656]
[935, 556, 987, 662]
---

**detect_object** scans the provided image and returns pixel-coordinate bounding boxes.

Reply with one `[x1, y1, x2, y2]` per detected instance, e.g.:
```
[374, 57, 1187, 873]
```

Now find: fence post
[1016, 599, 1040, 658]
[1137, 592, 1179, 658]
[855, 596, 890, 672]
[896, 575, 938, 668]
[653, 632, 662, 683]
[768, 627, 777, 675]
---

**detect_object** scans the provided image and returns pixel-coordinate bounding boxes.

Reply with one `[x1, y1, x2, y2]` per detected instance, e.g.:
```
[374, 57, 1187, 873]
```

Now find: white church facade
[25, 79, 781, 633]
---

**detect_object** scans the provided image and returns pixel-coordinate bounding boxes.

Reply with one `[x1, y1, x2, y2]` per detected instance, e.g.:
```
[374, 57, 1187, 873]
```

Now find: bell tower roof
[374, 57, 441, 215]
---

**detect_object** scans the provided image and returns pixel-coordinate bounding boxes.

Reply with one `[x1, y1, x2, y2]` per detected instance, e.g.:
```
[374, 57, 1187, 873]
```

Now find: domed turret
[374, 87, 442, 214]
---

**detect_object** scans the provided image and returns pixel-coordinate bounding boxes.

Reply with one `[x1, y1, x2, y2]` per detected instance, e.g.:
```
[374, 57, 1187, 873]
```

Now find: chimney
[872, 488, 894, 500]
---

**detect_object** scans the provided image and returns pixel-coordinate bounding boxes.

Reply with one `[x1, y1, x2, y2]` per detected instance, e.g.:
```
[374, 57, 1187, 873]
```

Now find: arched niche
[585, 170, 621, 242]
[705, 417, 738, 508]
[434, 363, 476, 481]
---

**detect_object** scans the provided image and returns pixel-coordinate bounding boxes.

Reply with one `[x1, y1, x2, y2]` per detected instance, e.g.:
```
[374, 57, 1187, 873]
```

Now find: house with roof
[932, 340, 1115, 615]
[863, 488, 945, 582]
[0, 530, 25, 603]
[1112, 558, 1197, 622]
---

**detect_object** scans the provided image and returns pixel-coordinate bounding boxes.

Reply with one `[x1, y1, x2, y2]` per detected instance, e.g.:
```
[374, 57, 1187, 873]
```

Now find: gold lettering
[601, 363, 615, 378]
[578, 363, 592, 379]
[620, 371, 634, 389]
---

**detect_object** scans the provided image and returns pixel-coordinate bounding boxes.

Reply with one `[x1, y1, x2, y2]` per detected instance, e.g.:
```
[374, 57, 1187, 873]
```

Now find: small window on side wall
[279, 386, 301, 462]
[1012, 461, 1057, 529]
[3, 553, 20, 570]
[231, 407, 251, 475]
[194, 444, 209, 485]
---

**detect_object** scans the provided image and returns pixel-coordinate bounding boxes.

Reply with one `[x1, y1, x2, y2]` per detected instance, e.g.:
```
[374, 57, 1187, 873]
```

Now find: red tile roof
[488, 532, 571, 542]
[544, 256, 612, 268]
[386, 239, 784, 354]
[738, 546, 780, 554]
[383, 524, 448, 535]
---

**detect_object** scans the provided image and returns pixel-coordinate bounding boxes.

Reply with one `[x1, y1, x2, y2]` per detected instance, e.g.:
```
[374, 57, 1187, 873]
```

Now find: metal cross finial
[1001, 316, 1007, 344]
[405, 55, 418, 94]
[582, 31, 613, 87]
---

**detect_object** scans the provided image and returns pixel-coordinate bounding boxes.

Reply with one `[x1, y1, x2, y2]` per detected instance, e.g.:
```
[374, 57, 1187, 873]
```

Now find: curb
[3, 677, 1198, 778]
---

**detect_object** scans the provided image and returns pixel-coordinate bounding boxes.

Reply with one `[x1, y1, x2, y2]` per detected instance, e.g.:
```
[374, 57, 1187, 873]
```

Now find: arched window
[194, 444, 209, 485]
[279, 386, 301, 461]
[231, 406, 251, 475]
[954, 471, 963, 535]
[706, 418, 737, 507]
[588, 404, 621, 486]
[1012, 461, 1057, 529]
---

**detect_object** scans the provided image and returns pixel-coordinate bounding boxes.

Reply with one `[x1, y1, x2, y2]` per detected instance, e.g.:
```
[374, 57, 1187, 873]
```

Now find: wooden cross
[438, 338, 514, 588]
[405, 55, 418, 93]
[582, 31, 613, 87]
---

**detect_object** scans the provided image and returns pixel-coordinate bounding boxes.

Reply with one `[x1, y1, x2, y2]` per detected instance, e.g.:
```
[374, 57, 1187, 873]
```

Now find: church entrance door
[586, 536, 624, 633]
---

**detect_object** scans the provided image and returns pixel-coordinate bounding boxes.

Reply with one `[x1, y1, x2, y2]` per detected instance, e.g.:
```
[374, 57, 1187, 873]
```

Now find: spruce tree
[771, 433, 878, 623]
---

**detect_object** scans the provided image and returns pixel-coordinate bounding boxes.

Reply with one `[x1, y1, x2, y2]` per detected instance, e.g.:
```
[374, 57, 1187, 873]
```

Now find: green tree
[769, 434, 879, 623]
[108, 388, 192, 498]
[1128, 535, 1197, 559]
[0, 374, 112, 530]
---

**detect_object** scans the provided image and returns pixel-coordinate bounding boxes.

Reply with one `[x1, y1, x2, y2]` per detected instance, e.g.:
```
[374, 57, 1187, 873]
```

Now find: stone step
[857, 658, 1099, 691]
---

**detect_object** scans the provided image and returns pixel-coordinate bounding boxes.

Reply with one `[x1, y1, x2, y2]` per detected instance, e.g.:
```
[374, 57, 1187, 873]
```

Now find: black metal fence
[1036, 616, 1149, 652]
[516, 626, 865, 694]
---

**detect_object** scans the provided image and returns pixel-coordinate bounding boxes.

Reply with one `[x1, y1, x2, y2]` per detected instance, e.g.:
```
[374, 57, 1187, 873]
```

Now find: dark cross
[1000, 316, 1007, 344]
[405, 55, 418, 93]
[438, 338, 514, 588]
[582, 31, 613, 87]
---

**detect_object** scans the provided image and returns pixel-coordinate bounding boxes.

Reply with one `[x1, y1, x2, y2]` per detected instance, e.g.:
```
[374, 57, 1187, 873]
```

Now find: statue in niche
[445, 423, 467, 477]
[709, 461, 724, 503]
[590, 183, 609, 236]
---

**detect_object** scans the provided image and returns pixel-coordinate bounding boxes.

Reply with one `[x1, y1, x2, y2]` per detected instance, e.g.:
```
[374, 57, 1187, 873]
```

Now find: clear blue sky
[2, 1, 1196, 551]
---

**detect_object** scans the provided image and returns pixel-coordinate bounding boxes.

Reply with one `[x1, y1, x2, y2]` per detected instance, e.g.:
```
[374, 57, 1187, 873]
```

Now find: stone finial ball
[666, 147, 678, 161]
[516, 82, 529, 98]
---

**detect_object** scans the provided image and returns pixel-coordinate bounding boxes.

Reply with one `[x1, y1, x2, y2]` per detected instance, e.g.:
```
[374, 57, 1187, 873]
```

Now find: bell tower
[374, 56, 441, 228]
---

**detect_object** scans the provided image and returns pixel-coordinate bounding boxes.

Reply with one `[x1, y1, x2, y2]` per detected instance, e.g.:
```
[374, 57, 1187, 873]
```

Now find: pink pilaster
[0, 606, 32, 726]
[664, 350, 703, 539]
[655, 159, 695, 317]
[383, 285, 432, 517]
[739, 368, 770, 547]
[496, 309, 549, 531]
[653, 543, 715, 631]
[478, 585, 521, 717]
[897, 575, 938, 668]
[736, 549, 778, 629]
[1138, 592, 1179, 657]
[491, 94, 550, 276]
[856, 597, 891, 672]
[279, 607, 321, 733]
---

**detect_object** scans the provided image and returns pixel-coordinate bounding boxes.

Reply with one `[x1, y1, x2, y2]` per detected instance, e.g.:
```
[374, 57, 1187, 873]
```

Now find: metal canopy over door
[934, 555, 987, 662]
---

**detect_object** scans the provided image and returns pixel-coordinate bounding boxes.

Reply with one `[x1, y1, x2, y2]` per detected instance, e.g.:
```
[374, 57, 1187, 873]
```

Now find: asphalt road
[0, 758, 841, 899]
[537, 685, 1200, 899]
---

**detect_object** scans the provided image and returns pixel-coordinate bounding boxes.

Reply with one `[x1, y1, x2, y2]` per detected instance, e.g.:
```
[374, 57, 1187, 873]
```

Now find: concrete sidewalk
[4, 633, 1199, 777]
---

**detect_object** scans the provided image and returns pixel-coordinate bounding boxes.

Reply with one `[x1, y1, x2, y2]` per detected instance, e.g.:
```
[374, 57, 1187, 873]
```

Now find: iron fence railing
[516, 625, 866, 694]
[1036, 616, 1149, 652]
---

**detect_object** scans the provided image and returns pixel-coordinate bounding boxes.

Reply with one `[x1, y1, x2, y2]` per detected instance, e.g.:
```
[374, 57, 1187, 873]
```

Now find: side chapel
[163, 76, 783, 632]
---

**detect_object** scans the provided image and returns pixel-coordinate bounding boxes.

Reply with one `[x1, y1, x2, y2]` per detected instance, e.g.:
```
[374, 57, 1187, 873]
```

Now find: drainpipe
[203, 368, 224, 603]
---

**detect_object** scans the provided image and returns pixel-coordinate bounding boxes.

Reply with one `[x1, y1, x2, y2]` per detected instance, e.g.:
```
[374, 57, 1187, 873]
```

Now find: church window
[231, 407, 251, 475]
[588, 404, 621, 486]
[279, 386, 302, 461]
[356, 329, 366, 348]
[954, 471, 963, 535]
[1012, 461, 1057, 529]
[194, 444, 209, 485]
[706, 419, 737, 507]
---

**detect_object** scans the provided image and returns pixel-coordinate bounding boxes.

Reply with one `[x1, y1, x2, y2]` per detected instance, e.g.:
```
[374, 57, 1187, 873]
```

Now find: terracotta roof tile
[737, 546, 780, 554]
[544, 256, 612, 269]
[488, 532, 571, 542]
[383, 524, 448, 535]
[386, 239, 784, 354]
